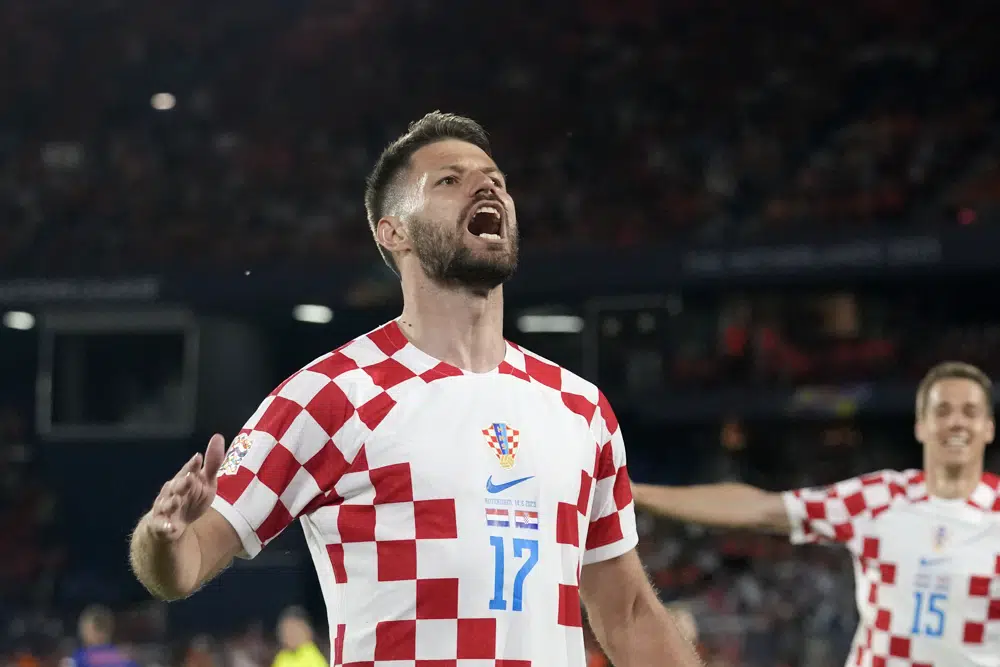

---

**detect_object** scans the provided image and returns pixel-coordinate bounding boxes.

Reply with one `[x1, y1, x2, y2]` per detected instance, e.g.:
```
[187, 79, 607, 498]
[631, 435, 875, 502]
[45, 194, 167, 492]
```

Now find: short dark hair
[278, 605, 310, 624]
[81, 605, 115, 638]
[916, 361, 993, 417]
[364, 111, 492, 273]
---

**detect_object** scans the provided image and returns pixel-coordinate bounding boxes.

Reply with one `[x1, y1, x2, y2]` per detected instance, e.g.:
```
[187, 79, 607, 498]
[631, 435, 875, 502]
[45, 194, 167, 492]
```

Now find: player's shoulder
[972, 471, 1000, 513]
[845, 468, 925, 496]
[273, 321, 410, 396]
[853, 468, 924, 488]
[834, 469, 928, 512]
[506, 341, 618, 426]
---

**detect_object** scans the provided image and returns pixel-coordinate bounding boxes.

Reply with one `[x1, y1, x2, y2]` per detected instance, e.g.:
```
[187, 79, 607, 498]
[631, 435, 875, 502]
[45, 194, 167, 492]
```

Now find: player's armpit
[580, 549, 703, 667]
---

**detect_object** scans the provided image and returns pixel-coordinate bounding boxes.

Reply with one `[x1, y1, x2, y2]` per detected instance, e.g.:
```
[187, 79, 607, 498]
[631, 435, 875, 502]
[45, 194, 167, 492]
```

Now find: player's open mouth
[466, 202, 505, 241]
[943, 433, 969, 449]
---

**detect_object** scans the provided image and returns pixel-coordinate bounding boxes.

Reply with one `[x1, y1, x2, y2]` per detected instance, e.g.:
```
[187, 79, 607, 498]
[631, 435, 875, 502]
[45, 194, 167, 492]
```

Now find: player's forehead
[408, 139, 498, 177]
[925, 377, 987, 408]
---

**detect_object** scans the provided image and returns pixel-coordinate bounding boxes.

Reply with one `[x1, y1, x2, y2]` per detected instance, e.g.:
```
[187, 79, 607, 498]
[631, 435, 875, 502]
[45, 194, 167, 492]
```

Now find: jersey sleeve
[211, 363, 361, 558]
[582, 392, 639, 565]
[781, 470, 906, 549]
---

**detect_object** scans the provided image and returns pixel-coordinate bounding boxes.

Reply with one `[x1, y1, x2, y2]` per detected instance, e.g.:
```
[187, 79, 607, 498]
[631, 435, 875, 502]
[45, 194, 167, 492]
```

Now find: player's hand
[147, 433, 227, 542]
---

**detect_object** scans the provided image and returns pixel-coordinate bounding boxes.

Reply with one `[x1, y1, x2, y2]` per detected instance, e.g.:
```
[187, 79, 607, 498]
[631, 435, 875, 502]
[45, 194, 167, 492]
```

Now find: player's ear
[376, 215, 410, 255]
[986, 416, 995, 446]
[914, 416, 925, 445]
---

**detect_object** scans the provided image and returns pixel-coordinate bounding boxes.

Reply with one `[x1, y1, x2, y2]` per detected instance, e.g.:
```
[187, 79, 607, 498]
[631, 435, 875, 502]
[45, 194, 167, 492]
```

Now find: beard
[408, 213, 519, 291]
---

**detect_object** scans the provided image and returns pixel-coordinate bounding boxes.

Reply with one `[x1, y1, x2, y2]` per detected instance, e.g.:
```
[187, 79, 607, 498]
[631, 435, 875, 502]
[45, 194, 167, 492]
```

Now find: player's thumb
[203, 433, 227, 480]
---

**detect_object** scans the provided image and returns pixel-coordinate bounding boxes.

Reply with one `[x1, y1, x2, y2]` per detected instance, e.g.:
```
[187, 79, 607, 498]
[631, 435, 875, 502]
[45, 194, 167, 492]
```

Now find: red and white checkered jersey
[782, 469, 1000, 667]
[211, 320, 637, 667]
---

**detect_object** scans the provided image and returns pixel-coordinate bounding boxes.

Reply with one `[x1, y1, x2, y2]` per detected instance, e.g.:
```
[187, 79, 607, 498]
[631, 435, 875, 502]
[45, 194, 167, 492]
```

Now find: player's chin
[937, 444, 977, 463]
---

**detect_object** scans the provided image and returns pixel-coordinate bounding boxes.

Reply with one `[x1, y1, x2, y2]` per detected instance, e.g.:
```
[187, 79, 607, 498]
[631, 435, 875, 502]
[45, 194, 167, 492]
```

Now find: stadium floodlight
[3, 311, 35, 330]
[293, 304, 333, 324]
[151, 92, 176, 111]
[516, 314, 584, 334]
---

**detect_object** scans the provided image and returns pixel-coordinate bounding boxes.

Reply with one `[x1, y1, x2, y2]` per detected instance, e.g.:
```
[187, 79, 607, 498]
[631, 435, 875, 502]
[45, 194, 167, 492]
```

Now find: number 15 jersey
[211, 320, 638, 666]
[783, 470, 1000, 667]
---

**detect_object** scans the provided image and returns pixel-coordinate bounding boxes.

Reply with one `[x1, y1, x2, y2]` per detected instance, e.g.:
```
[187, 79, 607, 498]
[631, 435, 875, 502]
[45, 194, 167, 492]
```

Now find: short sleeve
[211, 365, 360, 558]
[582, 393, 638, 565]
[781, 469, 911, 549]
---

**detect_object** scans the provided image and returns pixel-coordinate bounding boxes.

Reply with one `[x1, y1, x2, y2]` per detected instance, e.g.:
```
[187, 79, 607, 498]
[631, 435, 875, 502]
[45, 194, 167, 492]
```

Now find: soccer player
[66, 606, 138, 667]
[129, 112, 701, 666]
[633, 361, 1000, 666]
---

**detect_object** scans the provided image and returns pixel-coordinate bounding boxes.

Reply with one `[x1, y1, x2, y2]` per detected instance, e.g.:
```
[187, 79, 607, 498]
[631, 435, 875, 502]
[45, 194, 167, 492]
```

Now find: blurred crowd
[597, 287, 1000, 391]
[1, 0, 999, 275]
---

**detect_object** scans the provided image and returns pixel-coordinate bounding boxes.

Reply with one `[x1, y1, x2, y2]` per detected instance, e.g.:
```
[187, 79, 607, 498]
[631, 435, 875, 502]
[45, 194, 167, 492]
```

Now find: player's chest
[362, 380, 598, 503]
[857, 510, 1000, 598]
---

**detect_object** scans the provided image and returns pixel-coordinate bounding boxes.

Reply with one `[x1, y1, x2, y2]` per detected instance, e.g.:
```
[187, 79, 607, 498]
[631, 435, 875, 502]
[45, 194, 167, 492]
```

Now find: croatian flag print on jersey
[782, 470, 1000, 667]
[211, 320, 637, 667]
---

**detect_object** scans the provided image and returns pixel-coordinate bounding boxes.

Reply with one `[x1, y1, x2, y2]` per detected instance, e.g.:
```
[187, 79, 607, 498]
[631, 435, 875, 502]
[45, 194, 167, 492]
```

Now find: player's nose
[468, 172, 499, 199]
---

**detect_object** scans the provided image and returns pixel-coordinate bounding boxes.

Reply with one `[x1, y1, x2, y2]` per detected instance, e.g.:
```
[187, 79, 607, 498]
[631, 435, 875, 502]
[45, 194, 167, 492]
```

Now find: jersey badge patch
[219, 433, 252, 476]
[932, 524, 949, 552]
[482, 422, 520, 470]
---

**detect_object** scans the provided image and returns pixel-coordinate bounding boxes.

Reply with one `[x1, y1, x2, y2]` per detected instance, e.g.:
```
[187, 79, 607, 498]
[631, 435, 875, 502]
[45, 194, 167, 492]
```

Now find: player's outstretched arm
[581, 549, 703, 667]
[129, 434, 244, 600]
[631, 481, 791, 533]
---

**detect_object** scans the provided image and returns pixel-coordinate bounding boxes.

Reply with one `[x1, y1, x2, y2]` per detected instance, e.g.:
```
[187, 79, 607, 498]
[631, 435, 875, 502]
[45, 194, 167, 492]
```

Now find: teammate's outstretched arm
[631, 481, 792, 533]
[129, 434, 244, 600]
[581, 549, 703, 667]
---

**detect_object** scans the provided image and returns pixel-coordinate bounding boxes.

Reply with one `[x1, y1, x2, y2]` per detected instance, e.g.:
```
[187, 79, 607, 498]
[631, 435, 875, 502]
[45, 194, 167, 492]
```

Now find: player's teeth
[478, 206, 499, 216]
[478, 233, 501, 240]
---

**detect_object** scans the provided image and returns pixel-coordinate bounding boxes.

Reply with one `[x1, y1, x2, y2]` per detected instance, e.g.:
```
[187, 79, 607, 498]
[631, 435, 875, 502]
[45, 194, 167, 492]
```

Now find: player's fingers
[172, 471, 195, 496]
[203, 433, 227, 481]
[153, 493, 178, 517]
[149, 515, 178, 539]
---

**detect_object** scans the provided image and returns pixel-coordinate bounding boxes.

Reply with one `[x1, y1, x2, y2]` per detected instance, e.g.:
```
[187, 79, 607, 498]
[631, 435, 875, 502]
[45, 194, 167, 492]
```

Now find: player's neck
[924, 461, 983, 500]
[398, 277, 506, 373]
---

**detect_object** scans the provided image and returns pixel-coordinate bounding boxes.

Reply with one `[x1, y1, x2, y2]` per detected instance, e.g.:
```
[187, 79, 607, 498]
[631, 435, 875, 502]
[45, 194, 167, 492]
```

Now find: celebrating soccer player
[633, 361, 1000, 666]
[129, 112, 702, 666]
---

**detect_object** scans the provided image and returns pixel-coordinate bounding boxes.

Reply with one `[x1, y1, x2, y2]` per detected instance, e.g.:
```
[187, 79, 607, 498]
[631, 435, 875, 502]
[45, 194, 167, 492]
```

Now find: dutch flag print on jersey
[486, 508, 510, 528]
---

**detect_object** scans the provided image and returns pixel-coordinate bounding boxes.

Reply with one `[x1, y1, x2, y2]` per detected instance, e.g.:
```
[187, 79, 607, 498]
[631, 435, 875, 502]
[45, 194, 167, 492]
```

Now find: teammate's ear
[914, 417, 925, 445]
[986, 417, 995, 446]
[376, 216, 409, 255]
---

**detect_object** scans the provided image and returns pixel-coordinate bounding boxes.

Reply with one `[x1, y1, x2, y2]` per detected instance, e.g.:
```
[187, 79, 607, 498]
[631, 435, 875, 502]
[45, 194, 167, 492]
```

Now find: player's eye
[490, 177, 504, 188]
[437, 175, 459, 186]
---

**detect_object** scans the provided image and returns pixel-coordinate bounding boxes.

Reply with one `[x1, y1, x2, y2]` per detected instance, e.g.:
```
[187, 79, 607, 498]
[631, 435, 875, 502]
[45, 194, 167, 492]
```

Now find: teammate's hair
[80, 605, 115, 639]
[364, 111, 492, 274]
[915, 361, 993, 417]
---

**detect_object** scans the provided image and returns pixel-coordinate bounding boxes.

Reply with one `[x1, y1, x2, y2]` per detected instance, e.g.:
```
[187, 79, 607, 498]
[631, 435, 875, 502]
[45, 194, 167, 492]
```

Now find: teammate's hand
[147, 433, 227, 542]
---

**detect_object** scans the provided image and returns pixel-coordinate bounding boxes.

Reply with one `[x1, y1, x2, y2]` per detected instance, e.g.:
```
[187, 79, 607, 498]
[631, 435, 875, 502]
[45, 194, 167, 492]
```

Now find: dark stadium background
[3, 1, 1000, 666]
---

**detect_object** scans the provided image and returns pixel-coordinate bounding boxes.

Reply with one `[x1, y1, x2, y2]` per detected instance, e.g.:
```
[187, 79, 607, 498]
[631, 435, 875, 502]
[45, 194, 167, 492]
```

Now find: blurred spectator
[271, 609, 324, 667]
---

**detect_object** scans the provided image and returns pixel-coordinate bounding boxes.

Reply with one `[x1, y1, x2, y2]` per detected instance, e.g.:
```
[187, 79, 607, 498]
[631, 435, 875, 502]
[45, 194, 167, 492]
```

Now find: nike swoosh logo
[486, 475, 534, 494]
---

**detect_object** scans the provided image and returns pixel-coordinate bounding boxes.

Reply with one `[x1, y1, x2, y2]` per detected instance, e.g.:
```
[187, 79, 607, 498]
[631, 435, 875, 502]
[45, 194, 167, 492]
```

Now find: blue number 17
[489, 536, 539, 611]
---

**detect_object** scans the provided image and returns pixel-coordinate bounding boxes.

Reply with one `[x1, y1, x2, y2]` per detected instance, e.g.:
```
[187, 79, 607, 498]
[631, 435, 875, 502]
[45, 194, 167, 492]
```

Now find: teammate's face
[916, 378, 994, 468]
[393, 139, 518, 289]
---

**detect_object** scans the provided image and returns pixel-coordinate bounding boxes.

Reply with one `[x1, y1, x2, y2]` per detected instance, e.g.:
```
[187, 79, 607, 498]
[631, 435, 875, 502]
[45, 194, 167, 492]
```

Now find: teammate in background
[633, 361, 1000, 666]
[67, 606, 138, 667]
[272, 607, 327, 667]
[129, 112, 701, 666]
